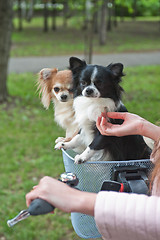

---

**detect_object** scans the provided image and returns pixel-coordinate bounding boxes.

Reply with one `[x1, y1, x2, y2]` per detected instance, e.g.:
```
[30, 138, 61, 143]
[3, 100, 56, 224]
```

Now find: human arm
[26, 176, 160, 240]
[95, 191, 160, 240]
[26, 176, 96, 216]
[96, 112, 160, 142]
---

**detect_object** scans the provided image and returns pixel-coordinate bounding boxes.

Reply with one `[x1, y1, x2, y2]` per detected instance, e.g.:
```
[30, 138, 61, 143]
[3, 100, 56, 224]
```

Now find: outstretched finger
[107, 112, 127, 120]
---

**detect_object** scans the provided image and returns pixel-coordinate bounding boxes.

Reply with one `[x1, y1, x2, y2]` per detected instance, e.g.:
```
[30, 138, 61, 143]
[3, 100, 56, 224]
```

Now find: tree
[52, 0, 57, 31]
[132, 0, 137, 20]
[43, 0, 49, 32]
[18, 0, 23, 31]
[0, 0, 13, 103]
[107, 1, 112, 31]
[92, 0, 99, 34]
[26, 0, 34, 22]
[99, 0, 107, 45]
[84, 0, 94, 64]
[112, 0, 118, 27]
[62, 0, 69, 28]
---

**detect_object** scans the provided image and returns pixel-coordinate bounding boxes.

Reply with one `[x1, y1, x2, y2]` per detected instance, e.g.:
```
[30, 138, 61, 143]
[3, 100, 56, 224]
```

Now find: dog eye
[69, 88, 73, 93]
[54, 87, 60, 92]
[81, 80, 87, 87]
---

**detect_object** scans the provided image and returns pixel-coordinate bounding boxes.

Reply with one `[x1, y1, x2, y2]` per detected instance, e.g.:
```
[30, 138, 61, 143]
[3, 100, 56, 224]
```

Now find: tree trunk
[0, 0, 13, 103]
[92, 0, 98, 34]
[112, 0, 117, 27]
[43, 1, 49, 32]
[120, 5, 124, 22]
[132, 0, 137, 20]
[63, 0, 69, 28]
[52, 0, 57, 31]
[18, 0, 23, 31]
[82, 1, 87, 30]
[99, 0, 107, 45]
[84, 0, 94, 64]
[84, 19, 93, 64]
[26, 0, 34, 22]
[107, 1, 112, 31]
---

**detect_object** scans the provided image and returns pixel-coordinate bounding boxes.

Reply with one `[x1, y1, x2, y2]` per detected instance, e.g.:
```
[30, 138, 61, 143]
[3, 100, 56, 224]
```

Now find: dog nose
[86, 88, 93, 95]
[61, 95, 67, 101]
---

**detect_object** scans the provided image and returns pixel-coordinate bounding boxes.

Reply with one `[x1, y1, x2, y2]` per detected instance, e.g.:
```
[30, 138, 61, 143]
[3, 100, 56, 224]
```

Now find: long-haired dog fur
[37, 68, 78, 143]
[55, 57, 151, 164]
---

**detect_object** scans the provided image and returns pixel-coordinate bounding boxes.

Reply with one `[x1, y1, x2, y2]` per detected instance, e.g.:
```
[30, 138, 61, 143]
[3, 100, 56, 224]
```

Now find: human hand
[96, 112, 145, 137]
[26, 176, 77, 213]
[26, 176, 96, 216]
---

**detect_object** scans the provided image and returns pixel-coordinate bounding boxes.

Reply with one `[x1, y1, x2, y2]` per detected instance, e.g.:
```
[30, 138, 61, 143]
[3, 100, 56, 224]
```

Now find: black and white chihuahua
[55, 57, 151, 163]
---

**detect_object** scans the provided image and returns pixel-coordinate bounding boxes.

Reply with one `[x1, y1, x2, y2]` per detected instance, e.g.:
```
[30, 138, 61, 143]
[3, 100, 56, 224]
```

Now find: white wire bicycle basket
[62, 149, 153, 239]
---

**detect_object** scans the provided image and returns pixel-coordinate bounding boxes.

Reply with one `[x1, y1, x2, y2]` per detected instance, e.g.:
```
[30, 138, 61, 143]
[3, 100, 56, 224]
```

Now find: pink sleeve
[94, 191, 160, 240]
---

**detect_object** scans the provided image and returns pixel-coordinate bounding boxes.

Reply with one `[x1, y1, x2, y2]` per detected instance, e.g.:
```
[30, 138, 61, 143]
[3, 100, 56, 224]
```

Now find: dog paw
[55, 137, 66, 144]
[74, 154, 86, 164]
[54, 142, 66, 150]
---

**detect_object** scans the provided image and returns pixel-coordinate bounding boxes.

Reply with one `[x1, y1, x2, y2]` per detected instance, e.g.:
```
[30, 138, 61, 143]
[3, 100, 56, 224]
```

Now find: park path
[8, 51, 160, 73]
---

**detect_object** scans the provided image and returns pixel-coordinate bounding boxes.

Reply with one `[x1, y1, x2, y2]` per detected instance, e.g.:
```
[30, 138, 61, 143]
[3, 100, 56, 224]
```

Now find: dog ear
[69, 57, 86, 70]
[108, 63, 124, 77]
[37, 68, 58, 109]
[40, 68, 57, 80]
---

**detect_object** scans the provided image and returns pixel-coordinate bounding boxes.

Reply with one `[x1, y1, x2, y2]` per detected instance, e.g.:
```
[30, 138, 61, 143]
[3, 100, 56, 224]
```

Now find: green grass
[0, 73, 79, 240]
[0, 65, 160, 239]
[11, 16, 160, 57]
[123, 65, 160, 124]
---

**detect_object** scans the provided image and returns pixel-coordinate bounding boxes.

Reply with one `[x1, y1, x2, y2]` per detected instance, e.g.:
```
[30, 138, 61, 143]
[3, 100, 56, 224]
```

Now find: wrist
[141, 120, 160, 142]
[71, 190, 97, 216]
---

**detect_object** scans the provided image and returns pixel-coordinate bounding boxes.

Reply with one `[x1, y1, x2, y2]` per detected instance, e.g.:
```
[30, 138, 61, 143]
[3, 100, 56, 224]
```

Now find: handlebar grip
[28, 198, 55, 215]
[27, 172, 78, 216]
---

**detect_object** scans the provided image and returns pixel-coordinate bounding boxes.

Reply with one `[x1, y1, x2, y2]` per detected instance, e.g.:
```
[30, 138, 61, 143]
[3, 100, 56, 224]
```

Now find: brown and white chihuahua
[37, 68, 78, 143]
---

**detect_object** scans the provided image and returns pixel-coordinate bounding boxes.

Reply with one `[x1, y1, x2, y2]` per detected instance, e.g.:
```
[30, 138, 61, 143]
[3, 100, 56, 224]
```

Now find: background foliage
[0, 0, 160, 239]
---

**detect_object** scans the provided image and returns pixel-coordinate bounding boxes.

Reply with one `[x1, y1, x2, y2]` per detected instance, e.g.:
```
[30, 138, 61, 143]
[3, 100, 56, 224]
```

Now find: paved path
[8, 51, 160, 73]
